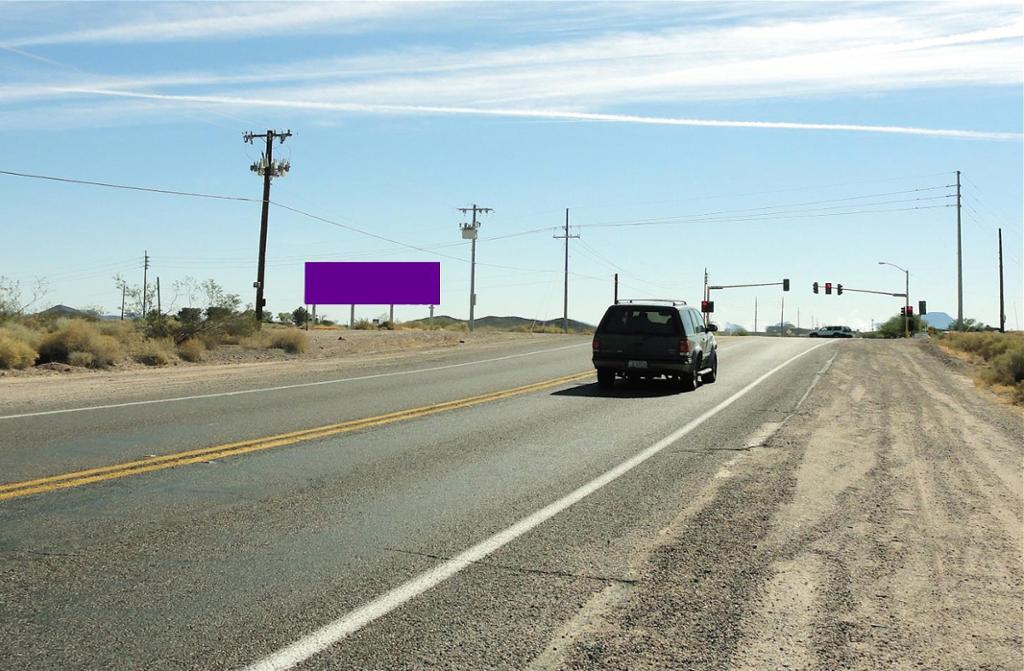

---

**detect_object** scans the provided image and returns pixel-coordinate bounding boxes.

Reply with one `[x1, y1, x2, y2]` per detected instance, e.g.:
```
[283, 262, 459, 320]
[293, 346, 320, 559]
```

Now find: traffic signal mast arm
[708, 281, 788, 290]
[833, 287, 907, 297]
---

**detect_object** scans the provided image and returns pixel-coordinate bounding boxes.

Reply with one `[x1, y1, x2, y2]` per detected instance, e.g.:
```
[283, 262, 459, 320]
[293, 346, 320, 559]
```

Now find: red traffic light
[701, 300, 714, 313]
[825, 282, 832, 295]
[906, 305, 914, 316]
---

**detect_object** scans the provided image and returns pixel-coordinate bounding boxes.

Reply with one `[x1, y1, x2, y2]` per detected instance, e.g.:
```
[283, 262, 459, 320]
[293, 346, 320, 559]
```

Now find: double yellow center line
[0, 370, 593, 502]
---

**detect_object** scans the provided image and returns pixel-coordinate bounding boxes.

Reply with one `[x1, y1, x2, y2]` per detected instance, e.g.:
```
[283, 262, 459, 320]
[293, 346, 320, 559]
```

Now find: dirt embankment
[535, 339, 1023, 670]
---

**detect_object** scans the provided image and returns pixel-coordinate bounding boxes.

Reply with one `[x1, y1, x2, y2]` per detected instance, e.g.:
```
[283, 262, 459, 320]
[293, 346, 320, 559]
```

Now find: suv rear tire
[703, 352, 718, 384]
[679, 362, 699, 392]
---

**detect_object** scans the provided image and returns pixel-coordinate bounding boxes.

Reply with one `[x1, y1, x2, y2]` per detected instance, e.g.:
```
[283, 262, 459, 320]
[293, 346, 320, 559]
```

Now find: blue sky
[2, 1, 1022, 330]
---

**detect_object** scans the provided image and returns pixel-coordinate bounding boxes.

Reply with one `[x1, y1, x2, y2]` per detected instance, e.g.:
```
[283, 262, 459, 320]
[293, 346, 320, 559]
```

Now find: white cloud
[2, 2, 1020, 132]
[2, 2, 442, 46]
[61, 88, 1023, 141]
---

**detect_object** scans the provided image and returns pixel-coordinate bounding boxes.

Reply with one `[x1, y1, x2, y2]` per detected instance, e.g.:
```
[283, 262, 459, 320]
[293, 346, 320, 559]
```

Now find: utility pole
[141, 250, 149, 317]
[458, 204, 492, 331]
[614, 273, 619, 304]
[998, 227, 1006, 332]
[956, 169, 963, 329]
[780, 296, 785, 337]
[754, 297, 758, 334]
[120, 285, 126, 321]
[554, 208, 580, 333]
[156, 277, 161, 315]
[244, 129, 292, 325]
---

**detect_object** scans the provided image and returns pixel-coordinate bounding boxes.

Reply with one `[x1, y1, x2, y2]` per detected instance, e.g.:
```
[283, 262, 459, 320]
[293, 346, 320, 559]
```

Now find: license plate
[627, 360, 647, 369]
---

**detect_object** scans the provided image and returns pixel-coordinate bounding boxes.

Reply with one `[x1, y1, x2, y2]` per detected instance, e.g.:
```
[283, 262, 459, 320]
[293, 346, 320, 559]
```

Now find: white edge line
[241, 340, 833, 671]
[0, 342, 589, 420]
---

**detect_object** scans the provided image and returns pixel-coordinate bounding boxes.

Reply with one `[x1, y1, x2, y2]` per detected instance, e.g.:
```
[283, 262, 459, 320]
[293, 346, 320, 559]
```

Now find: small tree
[277, 312, 293, 324]
[1, 276, 48, 322]
[292, 306, 310, 327]
[878, 313, 925, 338]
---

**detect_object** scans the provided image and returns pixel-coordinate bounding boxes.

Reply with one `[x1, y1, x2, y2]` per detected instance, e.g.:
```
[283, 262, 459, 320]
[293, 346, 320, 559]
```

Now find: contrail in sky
[62, 88, 1022, 142]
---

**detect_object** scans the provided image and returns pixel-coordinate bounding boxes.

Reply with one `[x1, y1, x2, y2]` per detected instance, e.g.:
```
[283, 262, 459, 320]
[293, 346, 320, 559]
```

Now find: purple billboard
[304, 262, 441, 305]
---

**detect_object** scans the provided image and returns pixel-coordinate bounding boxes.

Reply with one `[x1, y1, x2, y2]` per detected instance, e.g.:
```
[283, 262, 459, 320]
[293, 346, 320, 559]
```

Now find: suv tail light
[679, 338, 690, 353]
[592, 336, 601, 351]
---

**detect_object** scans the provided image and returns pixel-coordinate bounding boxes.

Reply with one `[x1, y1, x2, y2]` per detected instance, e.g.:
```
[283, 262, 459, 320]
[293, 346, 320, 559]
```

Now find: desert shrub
[351, 319, 376, 330]
[177, 338, 205, 362]
[0, 332, 37, 369]
[37, 319, 123, 368]
[985, 348, 1024, 386]
[67, 351, 94, 368]
[268, 329, 309, 354]
[239, 332, 271, 349]
[132, 339, 174, 366]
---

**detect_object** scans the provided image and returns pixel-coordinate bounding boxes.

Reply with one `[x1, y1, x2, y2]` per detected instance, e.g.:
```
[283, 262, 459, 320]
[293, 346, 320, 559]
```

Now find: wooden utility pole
[956, 170, 963, 328]
[458, 204, 492, 331]
[244, 129, 292, 325]
[554, 208, 580, 333]
[613, 273, 619, 304]
[998, 227, 1006, 332]
[156, 277, 161, 315]
[141, 250, 149, 317]
[120, 285, 126, 321]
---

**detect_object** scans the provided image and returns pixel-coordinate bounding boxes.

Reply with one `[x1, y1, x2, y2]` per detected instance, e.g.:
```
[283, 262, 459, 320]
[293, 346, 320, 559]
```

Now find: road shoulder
[532, 340, 1023, 670]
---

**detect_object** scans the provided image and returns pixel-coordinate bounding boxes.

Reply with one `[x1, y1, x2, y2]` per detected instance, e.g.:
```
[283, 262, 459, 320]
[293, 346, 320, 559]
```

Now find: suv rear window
[599, 306, 682, 336]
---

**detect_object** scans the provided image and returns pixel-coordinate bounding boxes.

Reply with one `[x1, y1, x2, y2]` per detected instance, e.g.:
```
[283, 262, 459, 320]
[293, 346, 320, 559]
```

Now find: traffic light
[837, 284, 843, 296]
[783, 278, 790, 292]
[918, 300, 927, 315]
[701, 300, 714, 313]
[906, 305, 914, 316]
[825, 282, 832, 295]
[900, 306, 906, 317]
[813, 282, 819, 294]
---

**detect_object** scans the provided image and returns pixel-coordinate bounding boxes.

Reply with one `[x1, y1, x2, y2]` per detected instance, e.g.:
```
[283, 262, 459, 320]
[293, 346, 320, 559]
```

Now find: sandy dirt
[0, 330, 569, 413]
[535, 339, 1023, 670]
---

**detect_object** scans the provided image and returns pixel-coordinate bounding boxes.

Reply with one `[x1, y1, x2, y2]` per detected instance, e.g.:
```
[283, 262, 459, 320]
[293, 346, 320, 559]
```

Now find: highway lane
[0, 336, 832, 670]
[0, 337, 596, 484]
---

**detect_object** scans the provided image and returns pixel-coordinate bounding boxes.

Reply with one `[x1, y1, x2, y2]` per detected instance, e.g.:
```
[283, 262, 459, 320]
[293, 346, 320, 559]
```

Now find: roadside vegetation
[0, 277, 311, 371]
[938, 331, 1024, 404]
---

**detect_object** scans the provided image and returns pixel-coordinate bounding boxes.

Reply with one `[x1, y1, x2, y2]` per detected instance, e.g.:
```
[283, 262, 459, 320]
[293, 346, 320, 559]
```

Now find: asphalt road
[0, 336, 836, 669]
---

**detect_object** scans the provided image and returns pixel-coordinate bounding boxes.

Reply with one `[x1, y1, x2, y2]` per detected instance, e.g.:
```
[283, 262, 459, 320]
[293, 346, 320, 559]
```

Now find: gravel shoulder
[534, 339, 1023, 670]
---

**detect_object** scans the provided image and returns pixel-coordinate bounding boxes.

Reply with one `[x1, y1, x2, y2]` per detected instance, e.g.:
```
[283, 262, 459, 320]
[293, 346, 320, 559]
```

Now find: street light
[879, 261, 910, 338]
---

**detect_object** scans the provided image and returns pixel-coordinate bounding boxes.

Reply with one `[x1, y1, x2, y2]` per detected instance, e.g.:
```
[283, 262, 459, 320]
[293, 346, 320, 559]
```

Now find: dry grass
[939, 331, 1024, 404]
[131, 339, 175, 366]
[177, 338, 205, 362]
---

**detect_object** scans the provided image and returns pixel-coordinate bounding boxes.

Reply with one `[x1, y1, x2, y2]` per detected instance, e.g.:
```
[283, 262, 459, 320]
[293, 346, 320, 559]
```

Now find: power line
[581, 204, 954, 230]
[0, 169, 259, 202]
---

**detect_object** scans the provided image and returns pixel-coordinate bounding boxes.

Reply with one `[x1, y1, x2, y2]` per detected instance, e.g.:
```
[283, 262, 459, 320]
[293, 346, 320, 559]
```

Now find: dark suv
[592, 301, 718, 390]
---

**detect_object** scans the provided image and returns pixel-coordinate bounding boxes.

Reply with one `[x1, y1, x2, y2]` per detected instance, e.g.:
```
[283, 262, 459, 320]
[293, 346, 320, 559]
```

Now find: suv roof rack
[616, 298, 688, 306]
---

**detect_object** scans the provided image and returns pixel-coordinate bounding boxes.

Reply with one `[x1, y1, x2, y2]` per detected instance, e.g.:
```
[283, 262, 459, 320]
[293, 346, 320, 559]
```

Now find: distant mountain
[721, 322, 748, 334]
[405, 314, 594, 333]
[923, 312, 955, 330]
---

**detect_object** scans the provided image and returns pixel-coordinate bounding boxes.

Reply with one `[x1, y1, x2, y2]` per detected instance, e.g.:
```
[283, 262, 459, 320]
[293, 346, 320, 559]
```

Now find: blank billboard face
[304, 262, 441, 305]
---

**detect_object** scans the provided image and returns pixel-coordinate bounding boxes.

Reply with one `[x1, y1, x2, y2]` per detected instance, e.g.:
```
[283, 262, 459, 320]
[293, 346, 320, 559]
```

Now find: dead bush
[67, 351, 95, 368]
[269, 329, 308, 354]
[38, 319, 123, 368]
[0, 332, 37, 369]
[177, 338, 205, 362]
[132, 339, 174, 366]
